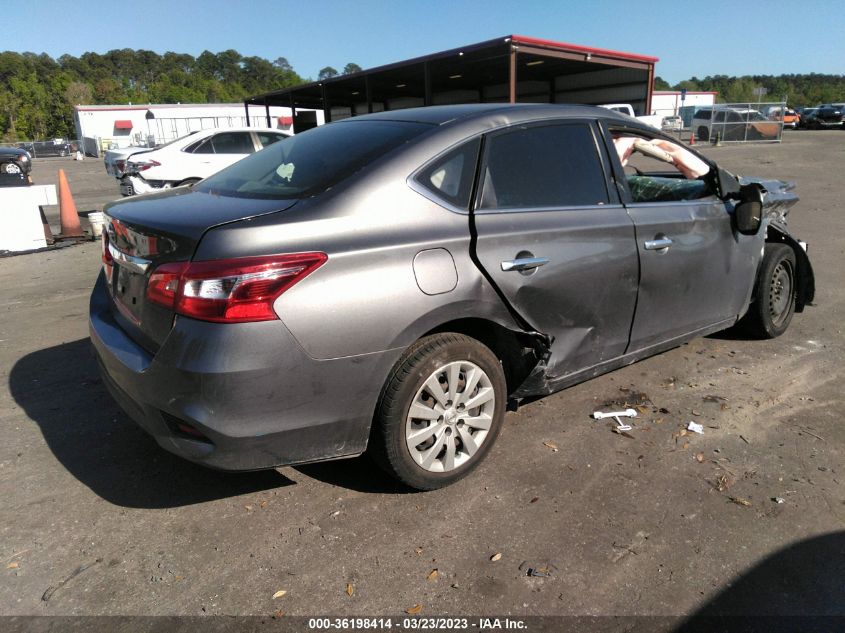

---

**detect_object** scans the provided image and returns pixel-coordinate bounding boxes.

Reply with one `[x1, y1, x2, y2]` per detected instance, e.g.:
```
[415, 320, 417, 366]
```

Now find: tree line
[2, 47, 844, 141]
[654, 74, 845, 107]
[0, 50, 363, 141]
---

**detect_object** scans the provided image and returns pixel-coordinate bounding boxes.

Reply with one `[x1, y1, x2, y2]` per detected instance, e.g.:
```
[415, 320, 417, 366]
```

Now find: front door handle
[501, 257, 550, 272]
[644, 237, 673, 251]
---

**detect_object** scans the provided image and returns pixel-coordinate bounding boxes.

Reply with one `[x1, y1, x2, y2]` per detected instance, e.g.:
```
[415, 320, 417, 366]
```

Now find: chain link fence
[691, 102, 787, 144]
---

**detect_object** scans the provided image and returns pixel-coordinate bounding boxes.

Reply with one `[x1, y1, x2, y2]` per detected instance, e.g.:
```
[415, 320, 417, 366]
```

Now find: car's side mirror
[734, 184, 764, 235]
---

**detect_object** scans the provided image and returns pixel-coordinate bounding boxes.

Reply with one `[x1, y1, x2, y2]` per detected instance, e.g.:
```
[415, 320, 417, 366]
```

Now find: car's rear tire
[370, 333, 506, 490]
[697, 126, 710, 142]
[2, 162, 22, 174]
[744, 243, 797, 339]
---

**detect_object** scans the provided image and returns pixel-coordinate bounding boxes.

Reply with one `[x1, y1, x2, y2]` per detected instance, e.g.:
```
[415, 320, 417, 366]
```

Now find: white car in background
[661, 115, 683, 132]
[104, 144, 157, 178]
[119, 128, 289, 196]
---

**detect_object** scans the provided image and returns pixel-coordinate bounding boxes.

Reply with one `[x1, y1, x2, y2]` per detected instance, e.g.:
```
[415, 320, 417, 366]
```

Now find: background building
[246, 36, 659, 124]
[651, 91, 718, 126]
[73, 103, 323, 156]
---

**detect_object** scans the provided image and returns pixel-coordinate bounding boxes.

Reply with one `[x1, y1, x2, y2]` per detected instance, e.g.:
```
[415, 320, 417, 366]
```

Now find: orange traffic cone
[57, 168, 84, 239]
[689, 132, 695, 146]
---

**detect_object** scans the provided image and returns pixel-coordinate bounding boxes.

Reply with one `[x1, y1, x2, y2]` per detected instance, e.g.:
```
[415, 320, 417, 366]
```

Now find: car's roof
[336, 103, 633, 127]
[196, 127, 282, 134]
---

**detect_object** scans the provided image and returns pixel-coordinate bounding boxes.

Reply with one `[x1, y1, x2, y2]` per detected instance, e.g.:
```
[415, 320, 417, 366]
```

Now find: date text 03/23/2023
[307, 617, 527, 630]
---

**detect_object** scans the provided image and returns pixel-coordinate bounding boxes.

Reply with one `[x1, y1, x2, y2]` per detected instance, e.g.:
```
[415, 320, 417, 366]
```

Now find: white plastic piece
[593, 409, 636, 431]
[687, 421, 704, 435]
[592, 409, 637, 420]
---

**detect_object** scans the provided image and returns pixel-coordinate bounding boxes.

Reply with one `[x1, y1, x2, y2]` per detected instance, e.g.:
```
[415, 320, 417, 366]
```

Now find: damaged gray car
[89, 104, 814, 490]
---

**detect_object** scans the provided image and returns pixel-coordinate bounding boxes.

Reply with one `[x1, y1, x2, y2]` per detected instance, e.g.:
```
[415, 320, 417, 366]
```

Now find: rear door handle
[501, 257, 550, 272]
[644, 237, 673, 250]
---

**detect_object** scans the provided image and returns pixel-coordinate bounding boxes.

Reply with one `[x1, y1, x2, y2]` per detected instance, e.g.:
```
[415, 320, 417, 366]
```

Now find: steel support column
[509, 47, 517, 103]
[646, 64, 655, 115]
[321, 84, 331, 123]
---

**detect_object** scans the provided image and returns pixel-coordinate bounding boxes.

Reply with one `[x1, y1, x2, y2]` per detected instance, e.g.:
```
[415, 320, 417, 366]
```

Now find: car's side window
[611, 131, 715, 203]
[189, 138, 215, 154]
[256, 132, 286, 148]
[415, 138, 481, 209]
[211, 132, 255, 154]
[477, 123, 609, 210]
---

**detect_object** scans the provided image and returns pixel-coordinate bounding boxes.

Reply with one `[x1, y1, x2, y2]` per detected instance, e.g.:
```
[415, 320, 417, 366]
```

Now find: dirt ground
[1, 132, 842, 623]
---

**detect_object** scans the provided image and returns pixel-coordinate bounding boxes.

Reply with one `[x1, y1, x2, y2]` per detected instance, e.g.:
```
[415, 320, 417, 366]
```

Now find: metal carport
[244, 35, 658, 133]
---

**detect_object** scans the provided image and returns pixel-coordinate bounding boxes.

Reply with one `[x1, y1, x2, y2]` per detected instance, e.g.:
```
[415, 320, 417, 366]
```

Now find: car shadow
[675, 531, 844, 631]
[706, 323, 758, 341]
[293, 456, 416, 495]
[9, 338, 293, 509]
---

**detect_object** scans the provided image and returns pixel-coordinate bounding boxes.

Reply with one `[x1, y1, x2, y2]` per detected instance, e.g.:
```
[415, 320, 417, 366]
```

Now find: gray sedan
[89, 104, 814, 490]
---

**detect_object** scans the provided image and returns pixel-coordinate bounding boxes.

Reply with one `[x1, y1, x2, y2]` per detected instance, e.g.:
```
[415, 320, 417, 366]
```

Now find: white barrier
[0, 185, 57, 252]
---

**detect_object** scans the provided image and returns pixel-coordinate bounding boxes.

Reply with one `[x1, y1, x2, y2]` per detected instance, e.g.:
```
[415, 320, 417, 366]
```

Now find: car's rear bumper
[119, 175, 168, 196]
[89, 271, 396, 471]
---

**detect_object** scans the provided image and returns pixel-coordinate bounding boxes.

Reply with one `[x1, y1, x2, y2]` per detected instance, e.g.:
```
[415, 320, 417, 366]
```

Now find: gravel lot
[1, 132, 843, 623]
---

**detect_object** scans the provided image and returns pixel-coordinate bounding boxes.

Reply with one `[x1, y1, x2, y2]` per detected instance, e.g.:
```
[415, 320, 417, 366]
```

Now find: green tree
[653, 76, 671, 91]
[65, 80, 92, 105]
[318, 66, 338, 80]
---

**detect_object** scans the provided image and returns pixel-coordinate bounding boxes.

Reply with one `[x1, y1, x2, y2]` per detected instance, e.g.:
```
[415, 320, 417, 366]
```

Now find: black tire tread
[744, 243, 797, 339]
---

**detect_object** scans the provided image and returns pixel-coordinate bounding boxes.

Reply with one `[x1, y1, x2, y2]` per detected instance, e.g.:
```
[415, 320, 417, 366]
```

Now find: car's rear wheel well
[423, 319, 540, 396]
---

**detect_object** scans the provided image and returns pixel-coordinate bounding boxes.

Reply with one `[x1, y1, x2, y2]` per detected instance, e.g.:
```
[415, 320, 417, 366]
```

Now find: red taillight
[146, 262, 187, 310]
[129, 159, 161, 172]
[146, 253, 327, 323]
[101, 230, 114, 284]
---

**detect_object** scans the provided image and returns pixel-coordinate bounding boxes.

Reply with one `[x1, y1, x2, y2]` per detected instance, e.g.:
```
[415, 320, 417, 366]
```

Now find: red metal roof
[511, 34, 659, 64]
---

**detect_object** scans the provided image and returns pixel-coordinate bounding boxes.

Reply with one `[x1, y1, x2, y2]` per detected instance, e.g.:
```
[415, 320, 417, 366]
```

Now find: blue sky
[2, 0, 843, 84]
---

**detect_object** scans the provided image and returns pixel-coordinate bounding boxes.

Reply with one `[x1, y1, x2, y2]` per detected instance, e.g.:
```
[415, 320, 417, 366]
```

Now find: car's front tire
[745, 243, 797, 339]
[370, 333, 506, 490]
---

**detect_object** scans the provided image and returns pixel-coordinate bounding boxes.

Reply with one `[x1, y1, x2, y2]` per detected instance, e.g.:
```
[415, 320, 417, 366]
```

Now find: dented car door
[471, 121, 639, 379]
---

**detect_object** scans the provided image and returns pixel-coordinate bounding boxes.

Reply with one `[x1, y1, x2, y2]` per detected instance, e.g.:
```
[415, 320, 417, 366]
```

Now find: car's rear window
[197, 120, 433, 199]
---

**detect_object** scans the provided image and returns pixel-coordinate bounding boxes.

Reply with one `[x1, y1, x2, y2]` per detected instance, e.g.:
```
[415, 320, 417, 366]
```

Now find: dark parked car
[90, 104, 814, 490]
[798, 107, 819, 129]
[18, 140, 73, 157]
[0, 145, 32, 186]
[810, 103, 845, 129]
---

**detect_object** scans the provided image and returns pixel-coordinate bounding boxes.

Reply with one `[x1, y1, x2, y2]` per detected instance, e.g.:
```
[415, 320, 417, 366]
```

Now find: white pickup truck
[599, 104, 663, 129]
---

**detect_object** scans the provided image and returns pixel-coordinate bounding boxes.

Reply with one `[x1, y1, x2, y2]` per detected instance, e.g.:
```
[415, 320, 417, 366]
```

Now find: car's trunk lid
[103, 187, 297, 352]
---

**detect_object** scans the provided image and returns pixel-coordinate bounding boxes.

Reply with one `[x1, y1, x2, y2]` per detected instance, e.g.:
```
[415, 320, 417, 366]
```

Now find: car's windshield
[197, 120, 433, 199]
